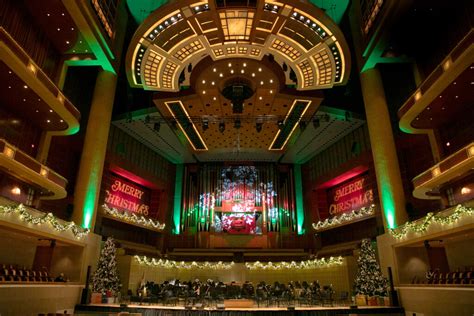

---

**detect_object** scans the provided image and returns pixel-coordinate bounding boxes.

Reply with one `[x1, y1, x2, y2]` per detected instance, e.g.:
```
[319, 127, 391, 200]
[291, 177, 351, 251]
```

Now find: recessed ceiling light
[213, 97, 217, 101]
[66, 41, 70, 44]
[453, 82, 456, 85]
[270, 90, 273, 94]
[57, 28, 61, 31]
[269, 79, 273, 83]
[228, 63, 232, 67]
[60, 119, 64, 123]
[202, 80, 206, 84]
[23, 98, 26, 102]
[259, 96, 263, 100]
[213, 68, 217, 72]
[258, 68, 262, 72]
[260, 81, 264, 85]
[243, 63, 247, 67]
[211, 81, 215, 85]
[219, 73, 223, 77]
[61, 13, 65, 16]
[230, 69, 234, 74]
[251, 73, 255, 77]
[23, 85, 28, 89]
[47, 13, 50, 17]
[49, 109, 53, 113]
[455, 95, 459, 98]
[241, 69, 245, 74]
[202, 90, 206, 94]
[79, 41, 82, 44]
[47, 120, 51, 123]
[36, 110, 39, 113]
[71, 27, 74, 31]
[8, 86, 11, 89]
[8, 71, 12, 74]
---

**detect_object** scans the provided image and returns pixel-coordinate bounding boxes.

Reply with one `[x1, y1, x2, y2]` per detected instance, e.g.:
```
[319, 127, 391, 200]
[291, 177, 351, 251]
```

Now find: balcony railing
[412, 142, 474, 199]
[0, 139, 67, 200]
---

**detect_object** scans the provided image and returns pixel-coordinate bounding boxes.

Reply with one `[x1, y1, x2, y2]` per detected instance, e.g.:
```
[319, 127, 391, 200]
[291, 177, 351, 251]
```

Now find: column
[360, 67, 408, 229]
[73, 70, 117, 229]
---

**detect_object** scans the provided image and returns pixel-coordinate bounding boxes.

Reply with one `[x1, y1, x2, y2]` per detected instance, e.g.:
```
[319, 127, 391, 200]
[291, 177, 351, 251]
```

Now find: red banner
[327, 175, 374, 217]
[104, 174, 151, 216]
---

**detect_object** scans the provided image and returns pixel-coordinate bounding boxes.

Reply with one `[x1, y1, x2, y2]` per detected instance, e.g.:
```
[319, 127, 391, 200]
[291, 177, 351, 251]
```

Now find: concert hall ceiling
[115, 0, 363, 163]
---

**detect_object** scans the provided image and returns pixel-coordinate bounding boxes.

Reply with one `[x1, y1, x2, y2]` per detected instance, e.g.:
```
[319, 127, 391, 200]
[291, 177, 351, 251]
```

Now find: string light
[134, 256, 235, 270]
[245, 256, 343, 270]
[312, 205, 375, 231]
[389, 204, 474, 239]
[102, 204, 165, 230]
[0, 204, 89, 239]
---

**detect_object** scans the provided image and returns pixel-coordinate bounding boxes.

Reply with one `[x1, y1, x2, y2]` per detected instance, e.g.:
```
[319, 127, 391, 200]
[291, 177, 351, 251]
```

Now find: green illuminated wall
[294, 164, 305, 235]
[173, 164, 184, 234]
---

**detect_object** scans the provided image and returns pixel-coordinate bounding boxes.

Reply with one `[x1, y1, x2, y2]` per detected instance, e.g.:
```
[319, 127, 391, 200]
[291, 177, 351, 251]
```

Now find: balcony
[0, 139, 67, 200]
[0, 28, 80, 135]
[412, 142, 474, 200]
[398, 30, 473, 135]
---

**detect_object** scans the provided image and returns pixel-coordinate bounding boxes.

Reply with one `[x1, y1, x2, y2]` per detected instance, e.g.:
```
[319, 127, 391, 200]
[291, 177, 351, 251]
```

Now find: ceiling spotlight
[153, 122, 161, 132]
[212, 81, 215, 85]
[299, 121, 307, 131]
[277, 120, 284, 129]
[219, 121, 225, 133]
[202, 120, 209, 131]
[256, 122, 263, 133]
[258, 68, 262, 72]
[252, 73, 255, 77]
[243, 62, 247, 67]
[234, 119, 241, 129]
[228, 62, 232, 67]
[313, 117, 320, 129]
[344, 111, 352, 122]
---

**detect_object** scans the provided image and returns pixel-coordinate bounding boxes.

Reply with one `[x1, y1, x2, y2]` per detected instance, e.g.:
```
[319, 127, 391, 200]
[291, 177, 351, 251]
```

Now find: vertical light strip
[173, 164, 184, 234]
[294, 164, 305, 235]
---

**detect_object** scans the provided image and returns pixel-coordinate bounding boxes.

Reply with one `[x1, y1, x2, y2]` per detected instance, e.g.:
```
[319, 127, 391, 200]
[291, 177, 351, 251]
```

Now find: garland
[134, 255, 235, 270]
[389, 204, 474, 239]
[0, 203, 89, 239]
[103, 204, 165, 230]
[245, 256, 343, 270]
[312, 205, 375, 231]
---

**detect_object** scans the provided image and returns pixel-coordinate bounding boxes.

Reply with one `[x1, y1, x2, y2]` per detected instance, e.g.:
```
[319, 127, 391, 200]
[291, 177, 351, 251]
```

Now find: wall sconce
[3, 145, 15, 158]
[11, 186, 21, 195]
[40, 167, 49, 177]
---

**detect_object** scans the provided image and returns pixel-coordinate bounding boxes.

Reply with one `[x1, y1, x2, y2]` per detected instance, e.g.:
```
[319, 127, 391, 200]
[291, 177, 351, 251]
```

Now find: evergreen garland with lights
[91, 237, 121, 296]
[353, 239, 389, 297]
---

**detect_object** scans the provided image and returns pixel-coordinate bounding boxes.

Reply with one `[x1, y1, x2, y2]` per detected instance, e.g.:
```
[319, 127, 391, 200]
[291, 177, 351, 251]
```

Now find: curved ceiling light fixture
[125, 0, 351, 92]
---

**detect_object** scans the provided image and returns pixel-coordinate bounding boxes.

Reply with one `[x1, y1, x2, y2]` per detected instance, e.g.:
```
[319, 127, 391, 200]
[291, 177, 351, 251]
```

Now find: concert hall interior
[0, 0, 473, 315]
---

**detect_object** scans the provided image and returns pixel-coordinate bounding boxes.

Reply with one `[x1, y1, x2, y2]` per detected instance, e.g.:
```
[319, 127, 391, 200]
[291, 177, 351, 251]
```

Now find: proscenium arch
[125, 0, 351, 92]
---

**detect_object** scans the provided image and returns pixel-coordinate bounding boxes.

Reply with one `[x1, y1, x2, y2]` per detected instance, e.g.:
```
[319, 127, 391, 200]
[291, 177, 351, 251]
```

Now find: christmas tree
[353, 239, 389, 297]
[91, 237, 121, 296]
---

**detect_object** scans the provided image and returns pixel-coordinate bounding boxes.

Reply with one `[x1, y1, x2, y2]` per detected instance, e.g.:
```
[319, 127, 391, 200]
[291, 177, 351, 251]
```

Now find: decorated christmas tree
[91, 237, 121, 296]
[353, 239, 389, 297]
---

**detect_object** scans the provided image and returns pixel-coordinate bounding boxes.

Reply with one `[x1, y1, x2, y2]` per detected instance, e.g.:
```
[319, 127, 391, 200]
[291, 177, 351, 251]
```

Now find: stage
[75, 303, 404, 315]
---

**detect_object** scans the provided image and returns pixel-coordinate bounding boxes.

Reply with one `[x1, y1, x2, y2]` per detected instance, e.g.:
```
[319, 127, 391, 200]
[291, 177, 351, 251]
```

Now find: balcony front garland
[312, 204, 375, 231]
[0, 203, 89, 239]
[103, 204, 165, 230]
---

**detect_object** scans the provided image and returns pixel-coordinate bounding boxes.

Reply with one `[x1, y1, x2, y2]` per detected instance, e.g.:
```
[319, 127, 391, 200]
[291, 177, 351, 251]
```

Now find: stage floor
[75, 303, 405, 315]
